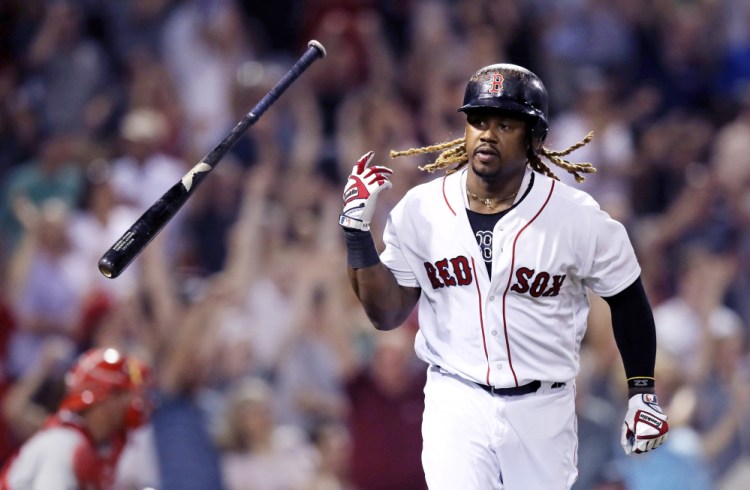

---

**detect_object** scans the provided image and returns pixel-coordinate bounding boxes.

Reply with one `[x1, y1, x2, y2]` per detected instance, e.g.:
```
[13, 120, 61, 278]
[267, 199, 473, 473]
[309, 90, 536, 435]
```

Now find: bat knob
[98, 257, 117, 278]
[308, 40, 327, 58]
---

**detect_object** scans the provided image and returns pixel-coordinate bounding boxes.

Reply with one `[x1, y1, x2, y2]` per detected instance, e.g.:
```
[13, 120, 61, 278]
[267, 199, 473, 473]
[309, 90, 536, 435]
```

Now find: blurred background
[0, 0, 748, 489]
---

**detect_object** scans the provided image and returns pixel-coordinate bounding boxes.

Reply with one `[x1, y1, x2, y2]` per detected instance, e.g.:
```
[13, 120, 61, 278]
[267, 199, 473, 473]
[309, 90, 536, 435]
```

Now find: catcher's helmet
[60, 347, 151, 428]
[459, 63, 549, 142]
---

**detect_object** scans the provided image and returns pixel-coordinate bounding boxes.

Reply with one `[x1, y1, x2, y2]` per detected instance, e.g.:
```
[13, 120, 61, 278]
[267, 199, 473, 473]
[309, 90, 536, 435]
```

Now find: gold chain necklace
[466, 188, 518, 209]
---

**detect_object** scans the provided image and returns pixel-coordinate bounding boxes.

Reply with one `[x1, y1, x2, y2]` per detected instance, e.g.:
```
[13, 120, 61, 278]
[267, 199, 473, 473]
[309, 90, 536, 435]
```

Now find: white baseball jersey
[1, 413, 124, 490]
[380, 167, 640, 388]
[2, 427, 84, 490]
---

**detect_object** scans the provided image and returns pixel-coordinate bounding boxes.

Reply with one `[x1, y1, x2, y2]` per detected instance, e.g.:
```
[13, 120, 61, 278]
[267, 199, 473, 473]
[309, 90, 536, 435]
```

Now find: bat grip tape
[343, 229, 380, 269]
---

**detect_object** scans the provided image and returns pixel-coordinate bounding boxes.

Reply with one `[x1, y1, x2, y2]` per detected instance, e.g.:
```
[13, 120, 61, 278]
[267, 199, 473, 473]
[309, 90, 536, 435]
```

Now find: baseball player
[0, 347, 151, 490]
[339, 63, 669, 489]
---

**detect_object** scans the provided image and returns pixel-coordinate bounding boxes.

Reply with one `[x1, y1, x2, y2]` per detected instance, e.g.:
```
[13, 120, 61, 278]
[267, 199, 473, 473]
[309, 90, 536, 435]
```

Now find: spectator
[691, 315, 750, 487]
[100, 0, 175, 62]
[305, 420, 355, 490]
[147, 271, 228, 490]
[25, 0, 113, 133]
[273, 279, 351, 436]
[345, 327, 427, 490]
[653, 244, 741, 383]
[573, 347, 622, 490]
[161, 0, 258, 153]
[0, 61, 35, 182]
[217, 377, 317, 490]
[68, 159, 141, 301]
[0, 337, 70, 446]
[0, 130, 83, 254]
[546, 67, 636, 221]
[4, 198, 87, 379]
[709, 90, 750, 324]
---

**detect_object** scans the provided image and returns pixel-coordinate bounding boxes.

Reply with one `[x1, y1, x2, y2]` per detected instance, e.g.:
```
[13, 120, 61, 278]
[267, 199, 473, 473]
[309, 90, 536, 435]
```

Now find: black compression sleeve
[343, 229, 380, 269]
[602, 277, 656, 390]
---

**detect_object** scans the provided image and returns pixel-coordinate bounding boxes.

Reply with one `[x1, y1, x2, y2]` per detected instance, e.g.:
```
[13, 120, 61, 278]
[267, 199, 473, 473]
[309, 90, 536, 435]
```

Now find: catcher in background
[0, 347, 151, 490]
[339, 63, 669, 489]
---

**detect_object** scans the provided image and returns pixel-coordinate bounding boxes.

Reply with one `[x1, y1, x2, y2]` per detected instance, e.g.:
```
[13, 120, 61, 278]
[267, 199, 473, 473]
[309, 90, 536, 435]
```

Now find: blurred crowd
[0, 0, 749, 489]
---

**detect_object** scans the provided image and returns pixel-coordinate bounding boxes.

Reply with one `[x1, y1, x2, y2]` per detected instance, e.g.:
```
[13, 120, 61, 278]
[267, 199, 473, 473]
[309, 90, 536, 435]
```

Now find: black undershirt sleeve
[601, 276, 657, 394]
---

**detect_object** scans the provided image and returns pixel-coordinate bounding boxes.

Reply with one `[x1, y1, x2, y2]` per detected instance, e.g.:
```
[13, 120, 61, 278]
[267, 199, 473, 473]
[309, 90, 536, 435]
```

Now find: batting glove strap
[339, 151, 393, 232]
[621, 393, 669, 456]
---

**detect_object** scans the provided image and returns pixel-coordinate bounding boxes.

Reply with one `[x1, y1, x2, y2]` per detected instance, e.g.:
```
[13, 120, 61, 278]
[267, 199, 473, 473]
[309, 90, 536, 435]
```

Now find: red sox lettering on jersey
[380, 167, 640, 388]
[424, 257, 567, 299]
[510, 268, 566, 297]
[423, 257, 472, 289]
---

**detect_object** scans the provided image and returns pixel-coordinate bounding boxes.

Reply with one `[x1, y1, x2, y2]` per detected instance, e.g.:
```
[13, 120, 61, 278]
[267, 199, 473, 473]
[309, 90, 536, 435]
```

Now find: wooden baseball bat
[98, 40, 326, 278]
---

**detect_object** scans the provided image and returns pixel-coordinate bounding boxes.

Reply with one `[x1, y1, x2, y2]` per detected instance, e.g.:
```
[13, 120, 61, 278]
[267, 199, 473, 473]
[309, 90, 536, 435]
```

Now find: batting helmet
[458, 63, 549, 142]
[60, 348, 151, 427]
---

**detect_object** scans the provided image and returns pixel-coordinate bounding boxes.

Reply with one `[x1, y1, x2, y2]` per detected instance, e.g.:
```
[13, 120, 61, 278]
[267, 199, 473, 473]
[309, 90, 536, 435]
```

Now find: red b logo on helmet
[486, 73, 504, 94]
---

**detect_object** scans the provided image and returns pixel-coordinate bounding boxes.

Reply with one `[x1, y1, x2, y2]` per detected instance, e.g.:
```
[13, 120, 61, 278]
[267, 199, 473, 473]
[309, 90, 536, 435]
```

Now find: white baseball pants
[421, 366, 578, 489]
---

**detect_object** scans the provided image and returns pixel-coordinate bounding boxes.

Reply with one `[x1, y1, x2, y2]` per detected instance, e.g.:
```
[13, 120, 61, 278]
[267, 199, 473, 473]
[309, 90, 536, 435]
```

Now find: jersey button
[491, 330, 498, 336]
[496, 363, 503, 369]
[489, 296, 495, 301]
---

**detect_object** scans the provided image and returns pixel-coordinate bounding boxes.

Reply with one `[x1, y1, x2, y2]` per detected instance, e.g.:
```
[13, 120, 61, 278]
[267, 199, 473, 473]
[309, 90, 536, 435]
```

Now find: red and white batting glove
[621, 393, 669, 455]
[339, 151, 393, 231]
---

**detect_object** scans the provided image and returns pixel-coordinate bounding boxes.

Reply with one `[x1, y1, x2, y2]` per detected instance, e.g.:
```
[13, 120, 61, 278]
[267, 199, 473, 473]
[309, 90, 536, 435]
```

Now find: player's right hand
[620, 393, 669, 455]
[339, 151, 393, 231]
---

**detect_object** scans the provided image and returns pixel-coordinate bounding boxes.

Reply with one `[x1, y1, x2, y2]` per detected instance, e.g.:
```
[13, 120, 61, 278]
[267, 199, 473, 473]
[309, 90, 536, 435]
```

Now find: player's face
[464, 111, 528, 181]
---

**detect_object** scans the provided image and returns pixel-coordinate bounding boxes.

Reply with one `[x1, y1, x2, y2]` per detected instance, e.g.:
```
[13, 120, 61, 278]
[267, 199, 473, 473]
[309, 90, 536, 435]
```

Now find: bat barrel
[98, 183, 189, 277]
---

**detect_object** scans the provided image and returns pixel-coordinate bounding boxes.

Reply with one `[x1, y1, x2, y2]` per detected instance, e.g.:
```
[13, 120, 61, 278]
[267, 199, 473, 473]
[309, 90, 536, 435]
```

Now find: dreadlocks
[390, 132, 597, 183]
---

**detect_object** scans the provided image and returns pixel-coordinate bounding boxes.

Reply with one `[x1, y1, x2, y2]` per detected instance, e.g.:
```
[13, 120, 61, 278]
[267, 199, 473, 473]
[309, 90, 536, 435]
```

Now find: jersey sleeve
[14, 429, 82, 490]
[581, 207, 641, 297]
[31, 456, 78, 490]
[379, 207, 419, 288]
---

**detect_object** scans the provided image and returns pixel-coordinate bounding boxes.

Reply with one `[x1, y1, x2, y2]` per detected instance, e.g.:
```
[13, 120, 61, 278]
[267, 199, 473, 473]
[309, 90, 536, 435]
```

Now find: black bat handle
[98, 41, 326, 278]
[202, 40, 327, 167]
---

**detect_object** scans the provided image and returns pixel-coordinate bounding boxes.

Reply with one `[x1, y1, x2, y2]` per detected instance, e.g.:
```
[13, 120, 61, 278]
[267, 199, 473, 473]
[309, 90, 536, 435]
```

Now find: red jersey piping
[442, 175, 456, 216]
[500, 181, 555, 386]
[471, 257, 491, 384]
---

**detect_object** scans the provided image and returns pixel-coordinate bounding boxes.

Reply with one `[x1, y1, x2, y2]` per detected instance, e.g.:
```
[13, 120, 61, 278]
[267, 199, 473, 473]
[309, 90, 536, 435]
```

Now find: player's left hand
[621, 393, 669, 455]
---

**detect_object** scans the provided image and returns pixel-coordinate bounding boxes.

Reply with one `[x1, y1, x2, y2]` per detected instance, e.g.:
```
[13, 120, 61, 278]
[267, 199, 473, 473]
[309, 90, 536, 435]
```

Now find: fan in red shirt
[0, 347, 151, 490]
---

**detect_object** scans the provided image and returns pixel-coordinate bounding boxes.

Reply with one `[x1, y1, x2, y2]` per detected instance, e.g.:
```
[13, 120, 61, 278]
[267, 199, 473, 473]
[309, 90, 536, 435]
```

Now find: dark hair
[390, 131, 597, 182]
